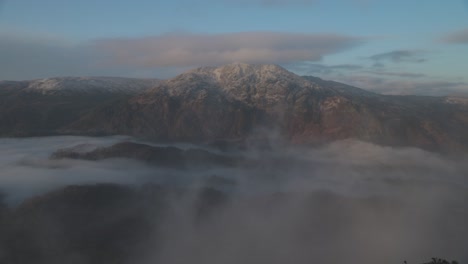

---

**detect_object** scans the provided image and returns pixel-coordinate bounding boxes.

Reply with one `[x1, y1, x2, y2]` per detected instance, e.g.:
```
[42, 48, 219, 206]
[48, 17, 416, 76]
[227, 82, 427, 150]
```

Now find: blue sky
[1, 0, 468, 95]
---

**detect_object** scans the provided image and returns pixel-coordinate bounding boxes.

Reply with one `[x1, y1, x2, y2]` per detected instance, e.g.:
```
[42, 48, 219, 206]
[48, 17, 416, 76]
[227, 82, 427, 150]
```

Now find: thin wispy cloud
[441, 28, 468, 44]
[337, 75, 468, 96]
[368, 50, 427, 63]
[288, 62, 364, 75]
[364, 71, 426, 78]
[294, 64, 454, 95]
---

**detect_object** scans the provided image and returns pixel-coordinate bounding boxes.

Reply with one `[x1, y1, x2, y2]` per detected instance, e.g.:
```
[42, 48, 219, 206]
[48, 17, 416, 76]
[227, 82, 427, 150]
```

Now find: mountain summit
[188, 63, 304, 84]
[146, 63, 321, 106]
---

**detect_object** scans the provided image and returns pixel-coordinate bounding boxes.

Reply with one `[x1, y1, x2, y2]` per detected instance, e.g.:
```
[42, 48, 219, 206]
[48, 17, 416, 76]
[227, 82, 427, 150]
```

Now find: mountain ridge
[24, 76, 159, 95]
[0, 77, 160, 136]
[1, 63, 468, 152]
[65, 63, 468, 152]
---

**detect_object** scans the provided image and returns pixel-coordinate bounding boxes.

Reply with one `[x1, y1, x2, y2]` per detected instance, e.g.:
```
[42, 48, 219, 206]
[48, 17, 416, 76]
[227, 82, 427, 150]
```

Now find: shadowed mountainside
[0, 77, 159, 137]
[0, 183, 228, 264]
[0, 183, 464, 264]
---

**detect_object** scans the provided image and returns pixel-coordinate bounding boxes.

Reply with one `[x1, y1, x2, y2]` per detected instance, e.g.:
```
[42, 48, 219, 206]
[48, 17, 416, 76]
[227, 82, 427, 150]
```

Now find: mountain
[0, 77, 159, 136]
[65, 63, 468, 152]
[51, 141, 242, 168]
[1, 63, 468, 152]
[22, 77, 160, 95]
[0, 183, 226, 264]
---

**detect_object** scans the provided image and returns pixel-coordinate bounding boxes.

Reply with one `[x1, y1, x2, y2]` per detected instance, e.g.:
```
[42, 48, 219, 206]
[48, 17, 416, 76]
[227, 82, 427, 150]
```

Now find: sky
[1, 0, 468, 95]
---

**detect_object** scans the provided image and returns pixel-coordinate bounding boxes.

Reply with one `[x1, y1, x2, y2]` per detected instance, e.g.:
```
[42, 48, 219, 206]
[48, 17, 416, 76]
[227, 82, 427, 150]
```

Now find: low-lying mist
[0, 136, 467, 264]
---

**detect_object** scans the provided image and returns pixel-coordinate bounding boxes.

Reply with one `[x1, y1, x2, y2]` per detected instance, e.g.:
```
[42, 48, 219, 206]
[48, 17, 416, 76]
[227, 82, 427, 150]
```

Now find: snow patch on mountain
[158, 63, 323, 105]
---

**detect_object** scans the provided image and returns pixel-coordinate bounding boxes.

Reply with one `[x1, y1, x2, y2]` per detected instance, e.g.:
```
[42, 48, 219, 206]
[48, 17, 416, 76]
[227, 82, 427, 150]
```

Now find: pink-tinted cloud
[0, 31, 363, 80]
[441, 28, 468, 44]
[94, 32, 363, 68]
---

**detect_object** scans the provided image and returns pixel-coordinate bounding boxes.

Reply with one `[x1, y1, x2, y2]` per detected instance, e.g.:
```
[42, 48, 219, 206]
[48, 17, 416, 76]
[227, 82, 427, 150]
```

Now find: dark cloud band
[367, 50, 426, 63]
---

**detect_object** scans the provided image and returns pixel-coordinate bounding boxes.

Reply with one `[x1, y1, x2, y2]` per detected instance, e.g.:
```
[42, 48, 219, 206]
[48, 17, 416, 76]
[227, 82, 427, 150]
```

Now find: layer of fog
[0, 136, 238, 203]
[1, 136, 467, 263]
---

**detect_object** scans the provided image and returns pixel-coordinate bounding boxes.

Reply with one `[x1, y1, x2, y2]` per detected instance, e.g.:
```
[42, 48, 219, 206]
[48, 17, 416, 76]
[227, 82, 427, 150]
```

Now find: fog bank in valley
[0, 136, 467, 264]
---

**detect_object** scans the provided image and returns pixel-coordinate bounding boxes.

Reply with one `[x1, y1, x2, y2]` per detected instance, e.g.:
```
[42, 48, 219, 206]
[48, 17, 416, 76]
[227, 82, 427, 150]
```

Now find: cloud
[286, 62, 364, 75]
[328, 64, 364, 70]
[0, 136, 156, 203]
[384, 80, 468, 96]
[2, 135, 467, 203]
[1, 136, 468, 263]
[94, 32, 364, 68]
[0, 30, 193, 80]
[368, 50, 427, 63]
[364, 71, 426, 78]
[441, 28, 468, 44]
[372, 62, 385, 68]
[335, 75, 468, 96]
[0, 31, 363, 80]
[0, 31, 101, 80]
